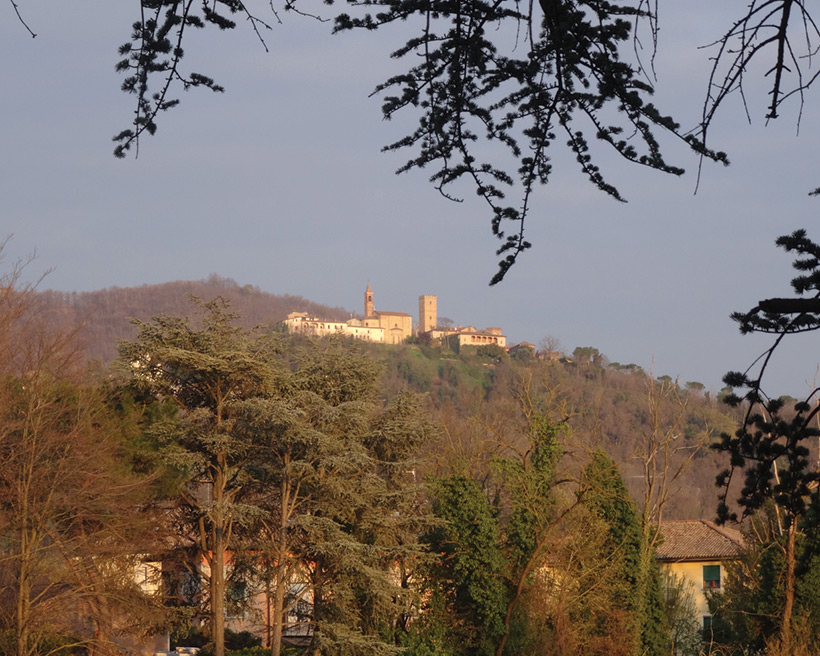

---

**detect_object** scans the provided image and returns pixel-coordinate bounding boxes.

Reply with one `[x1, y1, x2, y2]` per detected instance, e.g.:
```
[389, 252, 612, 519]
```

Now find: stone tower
[365, 284, 374, 318]
[418, 294, 437, 333]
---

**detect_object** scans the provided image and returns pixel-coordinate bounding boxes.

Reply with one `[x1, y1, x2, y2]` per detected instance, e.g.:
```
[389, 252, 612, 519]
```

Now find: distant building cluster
[283, 285, 508, 348]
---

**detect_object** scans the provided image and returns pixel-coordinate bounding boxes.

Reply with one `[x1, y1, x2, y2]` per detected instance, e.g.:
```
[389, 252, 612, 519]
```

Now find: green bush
[225, 648, 269, 656]
[196, 629, 264, 656]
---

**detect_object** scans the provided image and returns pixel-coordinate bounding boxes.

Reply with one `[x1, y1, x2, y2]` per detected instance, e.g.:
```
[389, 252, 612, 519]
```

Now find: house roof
[656, 520, 744, 562]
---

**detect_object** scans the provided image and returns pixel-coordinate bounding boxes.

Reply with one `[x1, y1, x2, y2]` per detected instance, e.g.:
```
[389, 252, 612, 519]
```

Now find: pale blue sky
[2, 2, 819, 396]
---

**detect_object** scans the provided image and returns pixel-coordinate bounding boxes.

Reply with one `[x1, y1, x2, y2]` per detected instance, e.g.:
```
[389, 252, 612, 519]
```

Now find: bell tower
[364, 284, 374, 318]
[418, 294, 437, 333]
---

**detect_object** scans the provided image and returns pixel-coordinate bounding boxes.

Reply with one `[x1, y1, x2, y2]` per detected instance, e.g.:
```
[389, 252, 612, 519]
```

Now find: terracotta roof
[656, 520, 744, 562]
[374, 310, 412, 317]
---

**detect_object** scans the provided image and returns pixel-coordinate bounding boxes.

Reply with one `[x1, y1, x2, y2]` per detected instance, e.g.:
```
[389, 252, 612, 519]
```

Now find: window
[703, 564, 721, 589]
[227, 580, 249, 620]
[702, 615, 713, 642]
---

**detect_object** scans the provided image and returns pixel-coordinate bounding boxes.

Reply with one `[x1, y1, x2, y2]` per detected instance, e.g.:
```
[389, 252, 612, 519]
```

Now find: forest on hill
[34, 276, 740, 520]
[35, 275, 351, 363]
[376, 340, 740, 522]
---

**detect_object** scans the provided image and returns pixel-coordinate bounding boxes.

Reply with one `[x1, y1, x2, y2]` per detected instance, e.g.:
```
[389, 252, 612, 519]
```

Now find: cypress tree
[582, 451, 670, 656]
[424, 476, 509, 656]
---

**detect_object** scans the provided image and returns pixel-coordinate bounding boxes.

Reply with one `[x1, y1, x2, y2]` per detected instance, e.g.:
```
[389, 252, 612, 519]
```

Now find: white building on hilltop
[282, 285, 505, 348]
[283, 285, 413, 344]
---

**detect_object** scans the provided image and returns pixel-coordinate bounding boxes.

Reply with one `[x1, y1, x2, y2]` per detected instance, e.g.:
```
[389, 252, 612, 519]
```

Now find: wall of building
[660, 560, 725, 619]
[377, 312, 413, 344]
[284, 314, 385, 342]
[455, 332, 507, 348]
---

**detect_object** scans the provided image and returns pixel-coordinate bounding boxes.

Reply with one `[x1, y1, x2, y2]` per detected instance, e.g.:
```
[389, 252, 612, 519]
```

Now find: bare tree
[0, 245, 164, 656]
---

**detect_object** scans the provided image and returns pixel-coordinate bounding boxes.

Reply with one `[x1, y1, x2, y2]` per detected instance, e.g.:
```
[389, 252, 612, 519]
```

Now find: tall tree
[581, 450, 670, 656]
[287, 338, 433, 656]
[492, 392, 569, 656]
[119, 297, 282, 656]
[419, 380, 579, 656]
[123, 312, 434, 656]
[423, 475, 508, 656]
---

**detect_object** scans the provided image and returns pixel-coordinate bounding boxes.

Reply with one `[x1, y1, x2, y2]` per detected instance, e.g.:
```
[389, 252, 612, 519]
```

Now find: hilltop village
[283, 284, 513, 350]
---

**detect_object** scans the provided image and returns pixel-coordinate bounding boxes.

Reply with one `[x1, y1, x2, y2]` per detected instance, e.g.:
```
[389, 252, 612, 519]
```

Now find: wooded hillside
[33, 278, 741, 520]
[35, 275, 350, 363]
[376, 342, 740, 521]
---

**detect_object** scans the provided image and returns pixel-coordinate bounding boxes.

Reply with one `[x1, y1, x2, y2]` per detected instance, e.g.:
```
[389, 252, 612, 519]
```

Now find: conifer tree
[714, 229, 820, 654]
[286, 338, 434, 656]
[119, 297, 282, 656]
[123, 315, 434, 656]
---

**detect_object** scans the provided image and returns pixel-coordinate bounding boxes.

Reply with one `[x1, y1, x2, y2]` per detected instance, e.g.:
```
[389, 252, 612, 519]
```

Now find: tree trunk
[16, 528, 32, 656]
[271, 457, 297, 656]
[84, 562, 115, 656]
[212, 451, 227, 656]
[213, 540, 226, 656]
[309, 568, 323, 656]
[781, 519, 797, 655]
[270, 564, 287, 656]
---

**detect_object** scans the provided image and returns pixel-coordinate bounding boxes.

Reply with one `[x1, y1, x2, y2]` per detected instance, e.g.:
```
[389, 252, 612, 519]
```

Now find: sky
[2, 2, 820, 397]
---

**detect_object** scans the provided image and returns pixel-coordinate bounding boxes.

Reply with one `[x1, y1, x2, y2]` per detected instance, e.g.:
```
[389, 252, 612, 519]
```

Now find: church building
[360, 284, 414, 344]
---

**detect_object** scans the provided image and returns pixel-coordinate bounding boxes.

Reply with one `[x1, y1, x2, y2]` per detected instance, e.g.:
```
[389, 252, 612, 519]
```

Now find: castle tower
[364, 284, 374, 318]
[418, 294, 437, 333]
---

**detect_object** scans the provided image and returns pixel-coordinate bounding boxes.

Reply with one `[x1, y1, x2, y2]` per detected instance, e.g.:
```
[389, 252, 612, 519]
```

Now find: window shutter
[703, 564, 721, 588]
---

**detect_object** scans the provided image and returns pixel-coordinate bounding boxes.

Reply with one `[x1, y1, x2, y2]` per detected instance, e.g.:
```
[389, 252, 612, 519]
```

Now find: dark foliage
[713, 229, 820, 653]
[100, 0, 820, 281]
[716, 230, 820, 526]
[113, 0, 274, 158]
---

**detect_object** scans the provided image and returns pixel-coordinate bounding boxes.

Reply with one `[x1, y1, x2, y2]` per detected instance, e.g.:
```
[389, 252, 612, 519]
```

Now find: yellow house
[657, 520, 744, 631]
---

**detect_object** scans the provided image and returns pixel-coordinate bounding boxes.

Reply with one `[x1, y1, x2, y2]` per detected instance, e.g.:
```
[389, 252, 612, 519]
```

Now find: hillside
[34, 277, 743, 520]
[374, 341, 743, 521]
[35, 275, 351, 363]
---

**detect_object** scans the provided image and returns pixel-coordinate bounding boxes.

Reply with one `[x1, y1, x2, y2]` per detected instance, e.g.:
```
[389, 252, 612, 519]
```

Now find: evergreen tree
[711, 504, 820, 655]
[423, 476, 508, 656]
[119, 297, 283, 656]
[581, 451, 670, 656]
[714, 229, 820, 654]
[144, 328, 437, 656]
